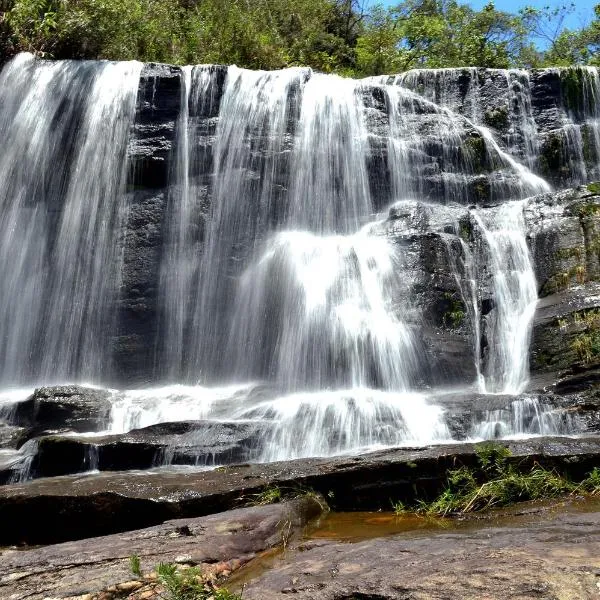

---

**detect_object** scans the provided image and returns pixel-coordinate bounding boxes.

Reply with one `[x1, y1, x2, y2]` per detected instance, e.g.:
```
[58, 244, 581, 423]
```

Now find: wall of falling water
[1, 55, 595, 469]
[0, 53, 142, 387]
[162, 64, 552, 396]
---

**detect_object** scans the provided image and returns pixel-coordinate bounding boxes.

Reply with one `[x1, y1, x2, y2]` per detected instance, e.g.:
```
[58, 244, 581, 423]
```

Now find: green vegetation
[588, 182, 600, 196]
[539, 132, 564, 180]
[573, 201, 600, 218]
[244, 484, 328, 511]
[442, 292, 466, 329]
[483, 106, 509, 130]
[129, 554, 142, 577]
[393, 443, 600, 516]
[0, 0, 598, 74]
[156, 563, 242, 600]
[541, 263, 588, 295]
[560, 67, 586, 115]
[554, 246, 583, 261]
[569, 309, 600, 364]
[465, 135, 488, 173]
[252, 485, 282, 505]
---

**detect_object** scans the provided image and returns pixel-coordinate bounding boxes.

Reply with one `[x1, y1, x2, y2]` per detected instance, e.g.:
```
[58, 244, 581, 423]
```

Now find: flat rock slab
[0, 496, 324, 600]
[1, 436, 600, 545]
[242, 501, 600, 600]
[28, 419, 268, 479]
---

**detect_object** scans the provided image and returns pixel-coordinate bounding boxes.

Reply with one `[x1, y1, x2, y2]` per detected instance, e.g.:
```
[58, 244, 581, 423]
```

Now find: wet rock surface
[29, 420, 268, 478]
[241, 500, 600, 600]
[0, 496, 324, 600]
[524, 186, 600, 395]
[1, 436, 599, 545]
[7, 385, 112, 436]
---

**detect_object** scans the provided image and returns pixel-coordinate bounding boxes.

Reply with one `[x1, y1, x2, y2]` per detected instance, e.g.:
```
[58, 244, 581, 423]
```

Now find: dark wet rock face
[29, 420, 269, 478]
[526, 186, 600, 385]
[8, 385, 111, 435]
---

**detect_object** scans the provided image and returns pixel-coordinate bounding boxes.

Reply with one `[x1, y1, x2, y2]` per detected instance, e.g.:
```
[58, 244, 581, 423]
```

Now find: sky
[376, 0, 596, 32]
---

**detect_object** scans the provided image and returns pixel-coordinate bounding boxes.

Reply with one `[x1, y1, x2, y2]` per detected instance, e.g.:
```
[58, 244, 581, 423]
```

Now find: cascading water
[159, 65, 221, 378]
[0, 55, 592, 481]
[473, 201, 538, 394]
[472, 396, 574, 440]
[0, 53, 142, 386]
[227, 230, 418, 391]
[398, 65, 600, 185]
[187, 66, 308, 379]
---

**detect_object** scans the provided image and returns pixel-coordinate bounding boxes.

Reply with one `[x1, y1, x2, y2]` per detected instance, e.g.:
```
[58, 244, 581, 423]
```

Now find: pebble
[116, 580, 143, 592]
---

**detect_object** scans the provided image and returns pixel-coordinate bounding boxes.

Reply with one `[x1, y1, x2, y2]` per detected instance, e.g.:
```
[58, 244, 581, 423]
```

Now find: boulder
[28, 420, 269, 479]
[9, 385, 112, 434]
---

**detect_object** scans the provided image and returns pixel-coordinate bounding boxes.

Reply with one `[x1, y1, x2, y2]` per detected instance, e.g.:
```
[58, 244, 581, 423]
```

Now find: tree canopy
[0, 0, 598, 74]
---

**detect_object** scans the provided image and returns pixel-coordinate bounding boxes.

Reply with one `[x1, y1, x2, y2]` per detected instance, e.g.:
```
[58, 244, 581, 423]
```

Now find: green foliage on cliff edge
[0, 0, 598, 75]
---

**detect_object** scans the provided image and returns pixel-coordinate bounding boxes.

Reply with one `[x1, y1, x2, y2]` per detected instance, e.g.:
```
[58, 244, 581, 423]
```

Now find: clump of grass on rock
[394, 442, 600, 517]
[156, 563, 242, 600]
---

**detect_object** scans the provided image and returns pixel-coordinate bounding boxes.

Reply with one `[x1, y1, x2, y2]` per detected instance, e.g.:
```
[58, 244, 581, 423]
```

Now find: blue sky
[375, 0, 596, 33]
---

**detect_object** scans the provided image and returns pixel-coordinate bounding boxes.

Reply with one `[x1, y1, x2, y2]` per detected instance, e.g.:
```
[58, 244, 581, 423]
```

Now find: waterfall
[286, 73, 373, 233]
[0, 53, 142, 387]
[3, 55, 592, 475]
[159, 65, 220, 378]
[187, 66, 308, 379]
[398, 65, 600, 186]
[227, 228, 418, 391]
[472, 201, 538, 394]
[472, 396, 574, 440]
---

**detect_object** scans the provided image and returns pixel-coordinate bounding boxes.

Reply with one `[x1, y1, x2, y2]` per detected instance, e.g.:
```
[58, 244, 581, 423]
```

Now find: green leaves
[392, 443, 600, 517]
[2, 0, 598, 72]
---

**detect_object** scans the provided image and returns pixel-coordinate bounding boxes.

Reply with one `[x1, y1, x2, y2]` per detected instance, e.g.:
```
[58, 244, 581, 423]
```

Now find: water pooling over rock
[1, 57, 599, 480]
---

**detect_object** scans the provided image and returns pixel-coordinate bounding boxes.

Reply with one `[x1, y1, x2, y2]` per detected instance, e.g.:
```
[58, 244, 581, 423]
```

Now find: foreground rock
[0, 496, 324, 600]
[242, 499, 600, 599]
[1, 436, 599, 545]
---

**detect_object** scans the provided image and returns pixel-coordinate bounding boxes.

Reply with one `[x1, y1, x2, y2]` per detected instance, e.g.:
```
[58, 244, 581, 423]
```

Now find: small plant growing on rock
[392, 500, 407, 515]
[156, 563, 242, 600]
[442, 293, 466, 329]
[253, 485, 282, 505]
[579, 468, 600, 495]
[157, 563, 205, 600]
[588, 182, 600, 196]
[483, 106, 509, 131]
[129, 554, 142, 577]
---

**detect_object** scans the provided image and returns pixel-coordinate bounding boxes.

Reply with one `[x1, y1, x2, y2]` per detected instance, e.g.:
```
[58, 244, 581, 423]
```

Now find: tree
[1, 0, 597, 73]
[520, 3, 599, 66]
[356, 5, 404, 75]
